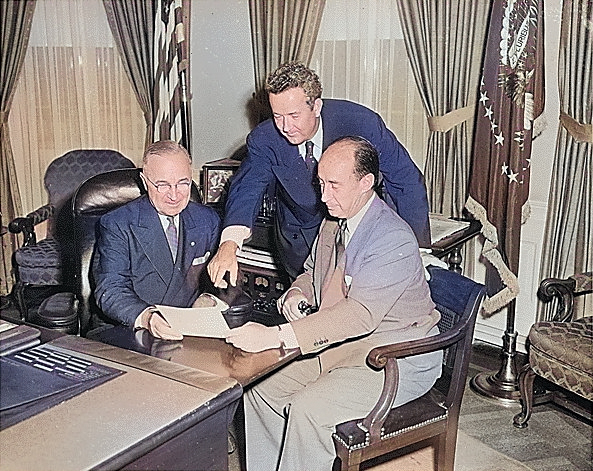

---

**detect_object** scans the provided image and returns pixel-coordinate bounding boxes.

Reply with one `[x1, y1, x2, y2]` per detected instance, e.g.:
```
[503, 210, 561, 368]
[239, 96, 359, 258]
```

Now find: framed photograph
[201, 158, 241, 205]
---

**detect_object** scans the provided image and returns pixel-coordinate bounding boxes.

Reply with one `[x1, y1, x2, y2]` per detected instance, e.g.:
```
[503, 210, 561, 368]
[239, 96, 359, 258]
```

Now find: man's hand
[277, 288, 310, 321]
[225, 322, 281, 352]
[137, 309, 183, 341]
[208, 240, 239, 288]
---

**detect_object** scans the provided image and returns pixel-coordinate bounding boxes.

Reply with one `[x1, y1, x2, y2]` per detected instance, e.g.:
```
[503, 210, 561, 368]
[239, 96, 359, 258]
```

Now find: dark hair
[143, 140, 192, 165]
[265, 62, 322, 109]
[331, 136, 379, 189]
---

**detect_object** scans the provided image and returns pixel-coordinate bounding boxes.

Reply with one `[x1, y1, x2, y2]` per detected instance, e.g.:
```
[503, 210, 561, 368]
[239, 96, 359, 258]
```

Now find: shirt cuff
[278, 323, 299, 349]
[220, 225, 252, 250]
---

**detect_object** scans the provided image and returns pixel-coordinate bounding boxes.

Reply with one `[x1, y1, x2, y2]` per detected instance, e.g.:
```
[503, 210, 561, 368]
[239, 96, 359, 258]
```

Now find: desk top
[89, 325, 300, 387]
[0, 335, 241, 471]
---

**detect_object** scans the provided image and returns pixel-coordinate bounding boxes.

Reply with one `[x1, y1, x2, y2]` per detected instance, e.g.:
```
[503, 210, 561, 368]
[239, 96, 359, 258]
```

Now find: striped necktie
[166, 216, 178, 261]
[304, 141, 317, 173]
[335, 219, 347, 266]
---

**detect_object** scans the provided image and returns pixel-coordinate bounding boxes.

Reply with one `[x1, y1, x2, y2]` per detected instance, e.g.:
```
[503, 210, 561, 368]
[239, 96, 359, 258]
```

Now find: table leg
[447, 248, 463, 274]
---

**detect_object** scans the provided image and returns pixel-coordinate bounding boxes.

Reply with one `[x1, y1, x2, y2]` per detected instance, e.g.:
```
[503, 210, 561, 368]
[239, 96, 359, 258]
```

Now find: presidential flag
[154, 0, 190, 149]
[465, 0, 545, 314]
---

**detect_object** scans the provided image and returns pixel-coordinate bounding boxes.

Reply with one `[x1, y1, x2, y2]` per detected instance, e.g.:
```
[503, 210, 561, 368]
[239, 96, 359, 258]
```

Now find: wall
[190, 0, 255, 173]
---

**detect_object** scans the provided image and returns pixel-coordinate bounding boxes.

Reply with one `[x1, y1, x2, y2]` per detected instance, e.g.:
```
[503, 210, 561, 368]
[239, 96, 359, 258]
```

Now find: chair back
[72, 168, 201, 335]
[427, 265, 486, 408]
[44, 149, 135, 237]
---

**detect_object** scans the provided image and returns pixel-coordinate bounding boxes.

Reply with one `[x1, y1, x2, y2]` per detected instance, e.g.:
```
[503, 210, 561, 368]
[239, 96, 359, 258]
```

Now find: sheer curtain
[538, 0, 592, 320]
[310, 0, 428, 167]
[8, 0, 145, 217]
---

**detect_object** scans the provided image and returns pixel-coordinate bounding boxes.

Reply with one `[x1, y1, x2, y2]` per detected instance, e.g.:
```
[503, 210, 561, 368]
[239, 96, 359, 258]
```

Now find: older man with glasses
[93, 140, 220, 339]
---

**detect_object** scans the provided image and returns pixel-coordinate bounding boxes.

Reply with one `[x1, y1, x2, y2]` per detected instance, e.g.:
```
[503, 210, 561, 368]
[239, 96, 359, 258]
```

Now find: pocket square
[344, 275, 353, 287]
[192, 251, 210, 265]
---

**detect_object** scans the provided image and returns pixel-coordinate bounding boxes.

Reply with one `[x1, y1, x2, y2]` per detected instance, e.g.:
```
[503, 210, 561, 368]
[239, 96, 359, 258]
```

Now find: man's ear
[314, 98, 323, 117]
[139, 172, 148, 191]
[359, 173, 375, 193]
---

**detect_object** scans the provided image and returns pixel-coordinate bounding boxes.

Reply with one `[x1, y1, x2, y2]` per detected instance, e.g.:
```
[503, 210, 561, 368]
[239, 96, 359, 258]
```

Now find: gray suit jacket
[290, 196, 439, 371]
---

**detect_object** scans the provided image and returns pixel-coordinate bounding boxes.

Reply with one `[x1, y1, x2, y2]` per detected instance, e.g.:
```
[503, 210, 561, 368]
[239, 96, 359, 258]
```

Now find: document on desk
[156, 298, 231, 338]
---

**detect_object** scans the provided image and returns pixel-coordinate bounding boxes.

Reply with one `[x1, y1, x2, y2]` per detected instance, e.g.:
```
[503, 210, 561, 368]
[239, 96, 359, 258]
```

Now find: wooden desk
[0, 335, 242, 471]
[88, 325, 300, 387]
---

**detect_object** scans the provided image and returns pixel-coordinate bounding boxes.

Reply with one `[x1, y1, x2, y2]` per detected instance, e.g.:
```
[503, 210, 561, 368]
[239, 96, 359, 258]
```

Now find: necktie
[335, 219, 347, 266]
[166, 216, 178, 261]
[304, 141, 317, 173]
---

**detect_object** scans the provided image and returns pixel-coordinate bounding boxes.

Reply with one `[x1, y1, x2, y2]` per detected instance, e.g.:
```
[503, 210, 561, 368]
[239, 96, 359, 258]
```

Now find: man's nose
[282, 116, 293, 132]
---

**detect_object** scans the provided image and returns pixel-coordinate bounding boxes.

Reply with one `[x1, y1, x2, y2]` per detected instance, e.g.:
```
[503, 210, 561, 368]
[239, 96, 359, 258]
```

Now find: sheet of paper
[155, 303, 231, 338]
[429, 213, 471, 244]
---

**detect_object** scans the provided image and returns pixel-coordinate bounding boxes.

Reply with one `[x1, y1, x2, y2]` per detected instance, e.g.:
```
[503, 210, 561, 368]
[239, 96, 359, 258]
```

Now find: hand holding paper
[156, 293, 231, 338]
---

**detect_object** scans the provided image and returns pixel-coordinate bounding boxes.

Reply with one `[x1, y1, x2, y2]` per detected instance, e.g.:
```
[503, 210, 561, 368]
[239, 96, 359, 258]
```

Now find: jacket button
[292, 234, 298, 239]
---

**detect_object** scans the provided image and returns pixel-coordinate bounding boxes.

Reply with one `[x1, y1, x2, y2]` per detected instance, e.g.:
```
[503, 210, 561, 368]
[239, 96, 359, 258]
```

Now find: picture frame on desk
[200, 157, 242, 206]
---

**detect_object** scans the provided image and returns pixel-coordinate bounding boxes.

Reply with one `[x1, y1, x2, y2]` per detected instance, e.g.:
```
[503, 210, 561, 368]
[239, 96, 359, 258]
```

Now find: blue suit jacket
[93, 195, 220, 327]
[224, 99, 431, 277]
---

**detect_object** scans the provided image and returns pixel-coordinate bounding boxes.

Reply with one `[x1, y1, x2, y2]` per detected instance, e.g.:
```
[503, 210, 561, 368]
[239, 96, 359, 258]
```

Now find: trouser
[244, 335, 442, 471]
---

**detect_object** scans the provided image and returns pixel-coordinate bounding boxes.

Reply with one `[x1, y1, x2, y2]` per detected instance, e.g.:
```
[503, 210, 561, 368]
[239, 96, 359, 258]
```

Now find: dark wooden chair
[332, 266, 485, 471]
[513, 271, 592, 428]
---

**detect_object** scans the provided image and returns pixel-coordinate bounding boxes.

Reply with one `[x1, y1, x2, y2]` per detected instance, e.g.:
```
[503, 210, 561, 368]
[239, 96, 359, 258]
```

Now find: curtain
[103, 0, 154, 149]
[8, 0, 145, 218]
[249, 0, 326, 121]
[0, 0, 36, 296]
[395, 0, 490, 218]
[538, 0, 592, 321]
[310, 0, 428, 170]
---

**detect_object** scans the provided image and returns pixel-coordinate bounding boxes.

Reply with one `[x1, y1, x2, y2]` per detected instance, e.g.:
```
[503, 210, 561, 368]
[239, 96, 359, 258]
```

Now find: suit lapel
[130, 197, 175, 284]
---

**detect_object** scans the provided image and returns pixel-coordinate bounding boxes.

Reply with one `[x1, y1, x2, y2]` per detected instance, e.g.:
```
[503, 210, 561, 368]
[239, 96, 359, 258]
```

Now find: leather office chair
[8, 150, 135, 321]
[513, 271, 592, 428]
[332, 266, 486, 471]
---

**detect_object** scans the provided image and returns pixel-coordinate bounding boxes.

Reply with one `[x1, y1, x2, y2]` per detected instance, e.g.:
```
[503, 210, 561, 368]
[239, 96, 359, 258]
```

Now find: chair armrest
[8, 204, 54, 246]
[360, 324, 470, 440]
[367, 320, 468, 369]
[538, 271, 592, 322]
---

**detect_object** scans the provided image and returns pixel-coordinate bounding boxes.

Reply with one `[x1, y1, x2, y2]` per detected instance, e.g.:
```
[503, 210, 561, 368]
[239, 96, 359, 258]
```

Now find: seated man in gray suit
[94, 140, 220, 340]
[225, 136, 443, 471]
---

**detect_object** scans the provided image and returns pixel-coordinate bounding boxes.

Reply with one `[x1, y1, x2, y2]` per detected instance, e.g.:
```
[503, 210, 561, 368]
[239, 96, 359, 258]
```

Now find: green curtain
[248, 0, 326, 123]
[538, 0, 592, 320]
[0, 0, 37, 296]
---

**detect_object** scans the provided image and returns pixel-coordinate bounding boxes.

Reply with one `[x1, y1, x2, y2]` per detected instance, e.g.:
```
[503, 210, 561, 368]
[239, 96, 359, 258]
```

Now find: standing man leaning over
[225, 137, 442, 471]
[94, 140, 220, 340]
[208, 61, 431, 285]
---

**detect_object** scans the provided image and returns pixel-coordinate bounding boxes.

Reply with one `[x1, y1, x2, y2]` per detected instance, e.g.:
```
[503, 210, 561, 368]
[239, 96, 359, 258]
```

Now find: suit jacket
[223, 99, 431, 277]
[287, 196, 438, 372]
[93, 195, 220, 327]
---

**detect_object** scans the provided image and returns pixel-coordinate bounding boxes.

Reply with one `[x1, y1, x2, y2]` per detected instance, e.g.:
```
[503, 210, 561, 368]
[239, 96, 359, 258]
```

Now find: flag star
[526, 158, 531, 167]
[491, 121, 498, 132]
[479, 91, 489, 104]
[508, 170, 518, 182]
[501, 163, 509, 175]
[484, 106, 493, 119]
[495, 133, 505, 145]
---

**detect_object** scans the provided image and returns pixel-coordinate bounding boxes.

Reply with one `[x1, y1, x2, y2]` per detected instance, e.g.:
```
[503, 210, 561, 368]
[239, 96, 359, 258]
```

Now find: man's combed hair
[143, 140, 192, 165]
[334, 136, 380, 189]
[265, 62, 323, 108]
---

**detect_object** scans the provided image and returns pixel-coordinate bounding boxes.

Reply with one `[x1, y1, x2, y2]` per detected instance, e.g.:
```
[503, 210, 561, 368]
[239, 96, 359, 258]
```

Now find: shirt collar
[344, 193, 376, 246]
[297, 116, 323, 160]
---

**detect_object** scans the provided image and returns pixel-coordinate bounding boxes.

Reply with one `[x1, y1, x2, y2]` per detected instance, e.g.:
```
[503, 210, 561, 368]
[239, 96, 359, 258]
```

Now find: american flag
[465, 0, 545, 314]
[153, 0, 190, 149]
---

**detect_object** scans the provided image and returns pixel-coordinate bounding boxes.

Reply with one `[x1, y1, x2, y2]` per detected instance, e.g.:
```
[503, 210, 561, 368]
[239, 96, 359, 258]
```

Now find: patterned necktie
[335, 219, 347, 266]
[166, 216, 178, 261]
[304, 141, 317, 173]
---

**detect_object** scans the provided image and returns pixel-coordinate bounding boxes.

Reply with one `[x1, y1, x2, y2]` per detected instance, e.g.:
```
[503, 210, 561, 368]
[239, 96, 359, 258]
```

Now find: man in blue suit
[208, 62, 431, 285]
[94, 140, 220, 340]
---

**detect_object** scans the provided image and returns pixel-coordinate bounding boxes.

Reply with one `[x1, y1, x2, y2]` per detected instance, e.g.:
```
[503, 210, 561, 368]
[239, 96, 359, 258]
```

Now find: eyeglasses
[142, 173, 191, 194]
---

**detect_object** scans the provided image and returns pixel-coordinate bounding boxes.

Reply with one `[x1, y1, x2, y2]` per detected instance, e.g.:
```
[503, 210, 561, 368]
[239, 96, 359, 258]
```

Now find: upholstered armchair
[8, 150, 135, 321]
[513, 272, 592, 428]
